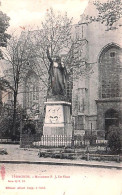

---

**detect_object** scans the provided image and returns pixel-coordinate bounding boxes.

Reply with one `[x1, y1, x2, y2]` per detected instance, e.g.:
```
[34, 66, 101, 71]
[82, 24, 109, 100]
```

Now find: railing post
[87, 153, 89, 161]
[117, 155, 120, 162]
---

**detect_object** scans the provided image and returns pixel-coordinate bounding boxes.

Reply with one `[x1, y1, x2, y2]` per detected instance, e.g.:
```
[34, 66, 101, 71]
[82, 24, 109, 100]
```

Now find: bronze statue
[46, 48, 67, 97]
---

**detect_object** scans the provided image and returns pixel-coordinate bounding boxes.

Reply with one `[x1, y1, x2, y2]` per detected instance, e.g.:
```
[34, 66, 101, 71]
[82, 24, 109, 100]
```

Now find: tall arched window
[25, 71, 39, 109]
[99, 44, 122, 98]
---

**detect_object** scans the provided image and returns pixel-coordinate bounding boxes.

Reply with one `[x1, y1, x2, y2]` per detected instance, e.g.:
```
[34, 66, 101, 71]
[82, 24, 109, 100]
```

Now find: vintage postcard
[0, 0, 122, 194]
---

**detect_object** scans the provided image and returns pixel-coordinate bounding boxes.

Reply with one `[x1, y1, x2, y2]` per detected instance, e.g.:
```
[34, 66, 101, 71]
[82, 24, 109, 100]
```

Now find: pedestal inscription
[43, 101, 72, 136]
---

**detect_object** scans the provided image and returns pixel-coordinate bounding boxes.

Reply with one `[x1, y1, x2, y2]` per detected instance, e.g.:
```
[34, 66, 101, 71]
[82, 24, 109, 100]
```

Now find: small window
[110, 52, 115, 57]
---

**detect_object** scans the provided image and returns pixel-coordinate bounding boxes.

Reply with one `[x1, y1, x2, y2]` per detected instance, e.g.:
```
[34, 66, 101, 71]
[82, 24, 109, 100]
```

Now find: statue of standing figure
[46, 48, 67, 98]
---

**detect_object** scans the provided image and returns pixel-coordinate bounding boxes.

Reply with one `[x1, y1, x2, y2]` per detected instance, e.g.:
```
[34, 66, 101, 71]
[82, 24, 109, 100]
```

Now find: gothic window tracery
[25, 72, 39, 110]
[99, 44, 121, 98]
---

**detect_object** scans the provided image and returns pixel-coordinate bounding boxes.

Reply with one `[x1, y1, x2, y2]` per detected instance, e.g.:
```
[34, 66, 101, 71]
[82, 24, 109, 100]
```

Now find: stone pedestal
[43, 101, 72, 136]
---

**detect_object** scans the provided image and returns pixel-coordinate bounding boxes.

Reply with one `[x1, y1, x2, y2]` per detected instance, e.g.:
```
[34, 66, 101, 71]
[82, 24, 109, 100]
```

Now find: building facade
[72, 0, 122, 136]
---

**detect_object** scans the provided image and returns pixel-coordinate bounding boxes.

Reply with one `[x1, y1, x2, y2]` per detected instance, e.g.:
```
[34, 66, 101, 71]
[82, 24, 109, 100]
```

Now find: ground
[0, 144, 122, 195]
[0, 144, 121, 165]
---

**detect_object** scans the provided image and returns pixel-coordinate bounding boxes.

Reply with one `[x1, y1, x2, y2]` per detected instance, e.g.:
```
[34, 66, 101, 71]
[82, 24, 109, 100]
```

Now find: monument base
[43, 101, 72, 136]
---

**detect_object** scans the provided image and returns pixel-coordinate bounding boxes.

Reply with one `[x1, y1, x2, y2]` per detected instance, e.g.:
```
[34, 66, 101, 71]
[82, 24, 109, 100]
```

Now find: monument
[43, 48, 72, 136]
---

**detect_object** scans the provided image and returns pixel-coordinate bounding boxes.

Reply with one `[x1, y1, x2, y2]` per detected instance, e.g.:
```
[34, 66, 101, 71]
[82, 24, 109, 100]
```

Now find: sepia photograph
[0, 0, 122, 194]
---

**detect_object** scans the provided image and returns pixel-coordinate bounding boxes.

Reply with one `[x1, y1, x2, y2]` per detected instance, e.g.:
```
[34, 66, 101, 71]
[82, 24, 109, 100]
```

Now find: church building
[72, 0, 122, 137]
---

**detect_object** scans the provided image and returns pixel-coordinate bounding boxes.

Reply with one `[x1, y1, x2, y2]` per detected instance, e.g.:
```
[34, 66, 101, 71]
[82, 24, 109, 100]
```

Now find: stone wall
[96, 99, 122, 131]
[0, 89, 2, 114]
[73, 0, 122, 132]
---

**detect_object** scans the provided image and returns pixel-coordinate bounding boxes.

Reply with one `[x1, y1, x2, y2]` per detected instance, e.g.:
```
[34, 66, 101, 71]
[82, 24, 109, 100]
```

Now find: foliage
[107, 125, 121, 154]
[2, 31, 35, 136]
[33, 8, 89, 96]
[1, 9, 89, 138]
[35, 8, 72, 58]
[86, 0, 122, 30]
[3, 31, 35, 85]
[0, 103, 26, 140]
[0, 11, 11, 58]
[1, 9, 73, 136]
[35, 8, 88, 68]
[83, 133, 97, 145]
[97, 130, 105, 138]
[0, 77, 14, 91]
[22, 121, 36, 134]
[33, 8, 73, 85]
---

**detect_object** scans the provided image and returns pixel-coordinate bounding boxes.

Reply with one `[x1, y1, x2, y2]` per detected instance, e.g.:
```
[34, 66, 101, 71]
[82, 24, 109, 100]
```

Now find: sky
[0, 0, 88, 32]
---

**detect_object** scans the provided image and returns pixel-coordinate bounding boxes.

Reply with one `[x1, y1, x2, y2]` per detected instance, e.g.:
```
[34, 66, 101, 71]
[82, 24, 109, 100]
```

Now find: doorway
[105, 109, 119, 138]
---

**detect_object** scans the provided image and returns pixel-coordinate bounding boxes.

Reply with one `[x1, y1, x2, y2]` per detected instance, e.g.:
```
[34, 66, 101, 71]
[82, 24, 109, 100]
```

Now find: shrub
[74, 134, 83, 141]
[22, 122, 36, 134]
[84, 134, 97, 145]
[74, 134, 83, 147]
[107, 125, 121, 154]
[97, 130, 105, 139]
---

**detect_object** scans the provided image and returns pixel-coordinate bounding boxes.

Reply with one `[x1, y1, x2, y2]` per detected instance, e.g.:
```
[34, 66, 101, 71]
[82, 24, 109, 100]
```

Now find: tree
[1, 9, 90, 138]
[0, 77, 13, 91]
[0, 11, 11, 58]
[2, 9, 74, 137]
[36, 8, 72, 56]
[0, 77, 13, 116]
[86, 0, 122, 30]
[0, 11, 10, 113]
[22, 122, 36, 135]
[33, 8, 88, 99]
[20, 9, 88, 94]
[33, 8, 73, 85]
[2, 31, 35, 137]
[0, 103, 26, 140]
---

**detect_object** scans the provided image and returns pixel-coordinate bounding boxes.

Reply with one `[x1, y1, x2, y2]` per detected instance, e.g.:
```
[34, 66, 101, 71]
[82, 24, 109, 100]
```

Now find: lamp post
[20, 111, 23, 147]
[19, 109, 27, 147]
[71, 116, 75, 149]
[91, 122, 92, 135]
